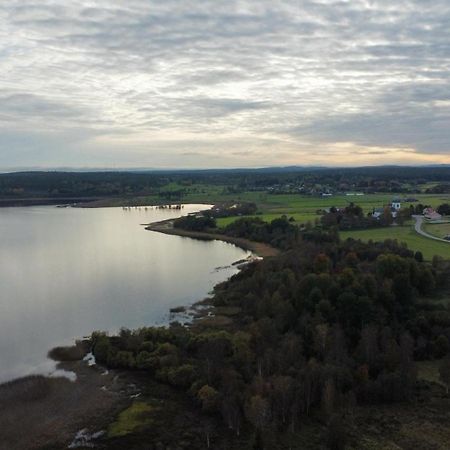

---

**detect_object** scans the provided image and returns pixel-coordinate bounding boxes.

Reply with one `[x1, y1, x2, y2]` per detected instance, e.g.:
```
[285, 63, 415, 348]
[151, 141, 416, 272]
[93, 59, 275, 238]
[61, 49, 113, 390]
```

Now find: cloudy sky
[1, 0, 449, 169]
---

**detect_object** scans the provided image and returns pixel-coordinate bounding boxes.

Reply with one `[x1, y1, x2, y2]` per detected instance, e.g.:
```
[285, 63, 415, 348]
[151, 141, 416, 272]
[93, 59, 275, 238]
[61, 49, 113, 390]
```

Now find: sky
[0, 0, 449, 169]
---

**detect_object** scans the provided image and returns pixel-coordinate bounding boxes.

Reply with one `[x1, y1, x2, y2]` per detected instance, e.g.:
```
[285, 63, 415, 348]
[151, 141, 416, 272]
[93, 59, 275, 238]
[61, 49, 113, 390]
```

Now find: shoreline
[0, 356, 132, 450]
[0, 196, 104, 207]
[0, 204, 278, 448]
[145, 218, 280, 258]
[0, 196, 211, 208]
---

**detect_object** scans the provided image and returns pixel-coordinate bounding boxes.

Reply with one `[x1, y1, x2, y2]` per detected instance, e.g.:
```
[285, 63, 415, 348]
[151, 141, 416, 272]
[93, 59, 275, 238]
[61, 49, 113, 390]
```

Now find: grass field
[214, 193, 448, 218]
[108, 401, 155, 438]
[216, 212, 317, 227]
[120, 186, 450, 259]
[423, 222, 450, 239]
[340, 223, 450, 260]
[207, 192, 450, 260]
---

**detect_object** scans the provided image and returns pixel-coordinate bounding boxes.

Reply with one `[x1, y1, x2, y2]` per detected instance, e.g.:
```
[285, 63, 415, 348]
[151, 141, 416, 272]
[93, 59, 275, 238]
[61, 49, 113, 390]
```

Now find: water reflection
[0, 205, 249, 382]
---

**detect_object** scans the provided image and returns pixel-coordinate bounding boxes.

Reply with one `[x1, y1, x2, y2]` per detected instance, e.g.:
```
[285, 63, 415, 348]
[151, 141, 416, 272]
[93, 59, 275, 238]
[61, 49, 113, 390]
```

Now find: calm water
[0, 205, 249, 382]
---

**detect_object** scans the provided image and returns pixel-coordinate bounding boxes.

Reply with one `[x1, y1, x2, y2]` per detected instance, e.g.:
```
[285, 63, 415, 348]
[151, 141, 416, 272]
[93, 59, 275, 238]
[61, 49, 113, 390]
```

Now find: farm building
[423, 207, 442, 221]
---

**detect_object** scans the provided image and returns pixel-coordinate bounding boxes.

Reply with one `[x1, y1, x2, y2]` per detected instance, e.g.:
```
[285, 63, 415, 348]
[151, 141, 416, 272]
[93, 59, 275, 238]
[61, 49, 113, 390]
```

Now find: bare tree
[439, 357, 450, 394]
[245, 395, 271, 430]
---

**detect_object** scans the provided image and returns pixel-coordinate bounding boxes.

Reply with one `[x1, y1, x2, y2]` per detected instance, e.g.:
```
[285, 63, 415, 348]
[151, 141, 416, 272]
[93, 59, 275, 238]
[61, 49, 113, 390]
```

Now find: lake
[0, 205, 250, 383]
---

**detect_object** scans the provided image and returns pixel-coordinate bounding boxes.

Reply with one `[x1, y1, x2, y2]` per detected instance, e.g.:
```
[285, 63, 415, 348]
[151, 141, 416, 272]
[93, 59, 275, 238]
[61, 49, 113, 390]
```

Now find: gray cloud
[0, 0, 449, 168]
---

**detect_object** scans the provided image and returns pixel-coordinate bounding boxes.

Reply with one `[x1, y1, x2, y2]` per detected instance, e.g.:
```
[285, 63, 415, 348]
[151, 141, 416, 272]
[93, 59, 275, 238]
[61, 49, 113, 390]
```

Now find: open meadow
[423, 221, 450, 239]
[340, 224, 449, 260]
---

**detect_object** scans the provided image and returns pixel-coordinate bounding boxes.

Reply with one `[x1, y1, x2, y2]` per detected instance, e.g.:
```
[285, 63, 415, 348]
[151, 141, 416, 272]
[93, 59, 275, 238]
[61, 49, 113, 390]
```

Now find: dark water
[0, 205, 249, 382]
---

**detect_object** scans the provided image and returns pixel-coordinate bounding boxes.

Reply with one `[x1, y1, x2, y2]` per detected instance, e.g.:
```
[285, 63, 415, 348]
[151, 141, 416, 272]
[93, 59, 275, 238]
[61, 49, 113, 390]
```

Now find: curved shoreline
[145, 218, 280, 258]
[0, 206, 278, 448]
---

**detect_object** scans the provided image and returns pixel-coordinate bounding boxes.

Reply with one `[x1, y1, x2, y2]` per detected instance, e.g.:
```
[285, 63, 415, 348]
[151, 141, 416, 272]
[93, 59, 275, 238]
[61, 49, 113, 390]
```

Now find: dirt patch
[192, 314, 234, 329]
[0, 360, 130, 450]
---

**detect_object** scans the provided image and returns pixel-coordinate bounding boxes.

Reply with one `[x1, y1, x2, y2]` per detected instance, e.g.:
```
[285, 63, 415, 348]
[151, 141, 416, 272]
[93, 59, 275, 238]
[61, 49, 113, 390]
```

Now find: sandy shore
[146, 218, 280, 258]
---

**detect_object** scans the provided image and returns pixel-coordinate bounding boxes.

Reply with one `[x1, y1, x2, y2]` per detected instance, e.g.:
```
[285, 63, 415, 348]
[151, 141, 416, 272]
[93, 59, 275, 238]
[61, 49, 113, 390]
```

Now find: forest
[90, 228, 450, 449]
[1, 166, 450, 201]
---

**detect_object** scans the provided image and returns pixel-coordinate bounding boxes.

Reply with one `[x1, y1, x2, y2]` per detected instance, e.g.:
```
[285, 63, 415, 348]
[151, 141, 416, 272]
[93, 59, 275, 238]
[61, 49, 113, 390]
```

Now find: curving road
[412, 215, 450, 243]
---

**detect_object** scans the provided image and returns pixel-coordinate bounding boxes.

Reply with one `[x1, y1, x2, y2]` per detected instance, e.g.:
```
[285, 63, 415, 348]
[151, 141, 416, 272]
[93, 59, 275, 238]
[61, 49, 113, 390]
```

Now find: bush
[92, 333, 111, 364]
[174, 215, 216, 231]
[167, 364, 195, 388]
[109, 350, 136, 368]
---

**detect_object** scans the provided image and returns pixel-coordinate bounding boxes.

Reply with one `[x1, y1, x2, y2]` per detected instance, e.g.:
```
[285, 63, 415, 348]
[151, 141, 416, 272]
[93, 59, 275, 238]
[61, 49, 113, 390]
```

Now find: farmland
[340, 224, 449, 260]
[80, 187, 450, 259]
[1, 169, 448, 259]
[209, 193, 450, 259]
[423, 221, 450, 240]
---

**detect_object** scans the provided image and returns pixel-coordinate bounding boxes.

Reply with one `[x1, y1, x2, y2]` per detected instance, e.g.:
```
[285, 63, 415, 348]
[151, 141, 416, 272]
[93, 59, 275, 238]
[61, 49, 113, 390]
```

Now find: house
[372, 204, 399, 220]
[424, 210, 442, 221]
[372, 207, 384, 219]
[423, 207, 442, 221]
[391, 201, 401, 211]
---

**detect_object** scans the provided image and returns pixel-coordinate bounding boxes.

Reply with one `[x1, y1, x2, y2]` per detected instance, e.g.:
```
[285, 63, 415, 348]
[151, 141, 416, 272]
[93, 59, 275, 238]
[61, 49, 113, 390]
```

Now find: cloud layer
[1, 0, 449, 168]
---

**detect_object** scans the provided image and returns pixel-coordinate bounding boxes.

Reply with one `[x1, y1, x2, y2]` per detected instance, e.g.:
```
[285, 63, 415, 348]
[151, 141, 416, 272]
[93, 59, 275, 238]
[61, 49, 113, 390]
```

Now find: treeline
[426, 184, 450, 194]
[320, 203, 412, 230]
[221, 216, 299, 250]
[172, 204, 301, 250]
[173, 215, 217, 232]
[204, 202, 258, 219]
[0, 172, 164, 198]
[90, 236, 450, 448]
[173, 202, 259, 233]
[1, 166, 450, 199]
[172, 214, 299, 250]
[437, 203, 450, 215]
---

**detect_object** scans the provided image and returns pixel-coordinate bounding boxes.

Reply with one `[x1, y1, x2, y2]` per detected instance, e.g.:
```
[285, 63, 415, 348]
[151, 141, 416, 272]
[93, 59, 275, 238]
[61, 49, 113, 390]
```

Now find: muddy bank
[0, 357, 131, 450]
[146, 219, 280, 258]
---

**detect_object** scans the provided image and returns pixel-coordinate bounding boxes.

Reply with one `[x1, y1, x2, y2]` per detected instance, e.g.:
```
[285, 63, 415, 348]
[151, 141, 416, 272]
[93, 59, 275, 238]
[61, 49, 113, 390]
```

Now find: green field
[122, 186, 449, 259]
[340, 223, 450, 260]
[108, 401, 155, 438]
[213, 193, 448, 221]
[423, 222, 450, 239]
[206, 192, 450, 259]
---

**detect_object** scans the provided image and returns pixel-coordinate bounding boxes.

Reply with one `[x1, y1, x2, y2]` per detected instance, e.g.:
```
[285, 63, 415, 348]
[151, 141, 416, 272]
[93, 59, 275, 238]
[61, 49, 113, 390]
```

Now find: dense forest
[1, 166, 449, 200]
[90, 229, 450, 449]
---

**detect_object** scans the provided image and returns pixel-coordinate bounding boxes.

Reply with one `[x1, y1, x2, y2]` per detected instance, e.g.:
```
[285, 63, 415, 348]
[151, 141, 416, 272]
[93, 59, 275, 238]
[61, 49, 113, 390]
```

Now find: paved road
[412, 215, 450, 244]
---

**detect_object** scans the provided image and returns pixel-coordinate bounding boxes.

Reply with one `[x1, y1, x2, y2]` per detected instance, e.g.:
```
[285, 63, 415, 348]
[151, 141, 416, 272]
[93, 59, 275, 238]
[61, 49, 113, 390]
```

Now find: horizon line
[1, 163, 450, 174]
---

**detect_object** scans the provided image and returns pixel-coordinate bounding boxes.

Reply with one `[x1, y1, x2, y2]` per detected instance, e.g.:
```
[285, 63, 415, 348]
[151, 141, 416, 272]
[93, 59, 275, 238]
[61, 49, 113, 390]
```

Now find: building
[426, 211, 442, 221]
[372, 207, 384, 219]
[372, 203, 400, 220]
[424, 208, 442, 221]
[391, 201, 401, 210]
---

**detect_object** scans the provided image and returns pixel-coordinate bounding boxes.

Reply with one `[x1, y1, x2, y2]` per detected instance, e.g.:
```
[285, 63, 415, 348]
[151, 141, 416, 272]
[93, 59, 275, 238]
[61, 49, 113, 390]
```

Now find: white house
[391, 201, 401, 211]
